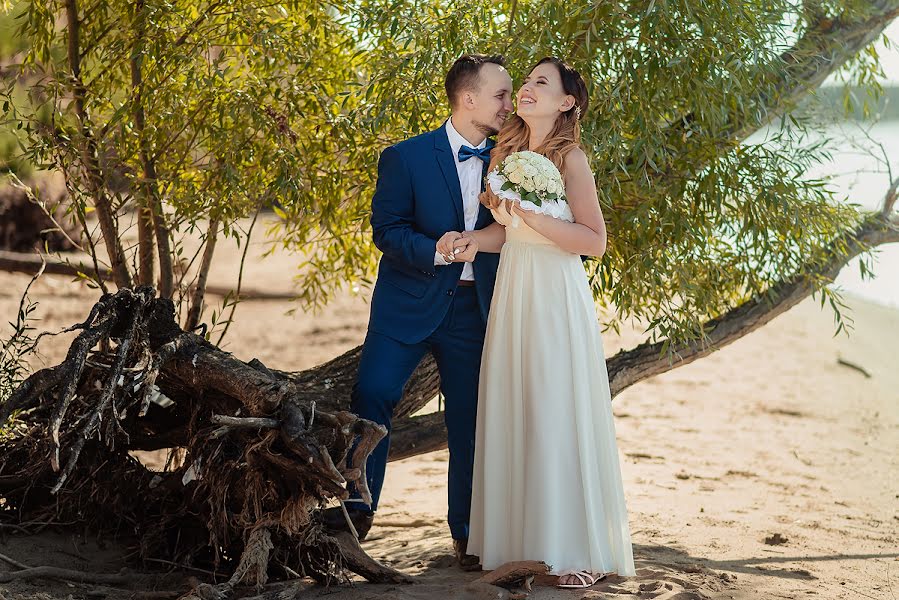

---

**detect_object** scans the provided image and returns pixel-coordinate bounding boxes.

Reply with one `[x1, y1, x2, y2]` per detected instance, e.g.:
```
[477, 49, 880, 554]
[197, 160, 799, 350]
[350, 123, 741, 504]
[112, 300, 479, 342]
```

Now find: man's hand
[437, 231, 463, 262]
[452, 235, 479, 263]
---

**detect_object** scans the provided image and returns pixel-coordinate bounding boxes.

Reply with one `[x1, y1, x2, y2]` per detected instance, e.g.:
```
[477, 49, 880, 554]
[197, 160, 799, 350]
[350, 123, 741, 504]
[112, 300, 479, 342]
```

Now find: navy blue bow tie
[458, 144, 491, 163]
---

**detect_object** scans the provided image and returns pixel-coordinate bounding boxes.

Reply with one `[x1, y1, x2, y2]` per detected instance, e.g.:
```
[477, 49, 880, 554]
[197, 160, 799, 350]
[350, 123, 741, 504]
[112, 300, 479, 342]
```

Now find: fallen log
[0, 286, 403, 591]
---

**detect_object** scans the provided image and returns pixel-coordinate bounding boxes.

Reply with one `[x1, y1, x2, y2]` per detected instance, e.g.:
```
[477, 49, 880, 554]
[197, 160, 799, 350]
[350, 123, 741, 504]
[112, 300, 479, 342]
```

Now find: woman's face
[515, 62, 575, 122]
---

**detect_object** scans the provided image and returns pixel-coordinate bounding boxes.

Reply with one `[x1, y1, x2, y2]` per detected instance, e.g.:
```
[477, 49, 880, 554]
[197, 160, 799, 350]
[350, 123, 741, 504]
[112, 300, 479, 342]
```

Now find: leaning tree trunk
[0, 287, 410, 593]
[295, 208, 899, 461]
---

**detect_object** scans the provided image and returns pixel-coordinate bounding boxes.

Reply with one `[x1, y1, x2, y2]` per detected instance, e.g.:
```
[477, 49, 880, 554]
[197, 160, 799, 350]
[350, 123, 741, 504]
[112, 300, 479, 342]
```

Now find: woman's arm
[463, 222, 505, 252]
[515, 148, 607, 258]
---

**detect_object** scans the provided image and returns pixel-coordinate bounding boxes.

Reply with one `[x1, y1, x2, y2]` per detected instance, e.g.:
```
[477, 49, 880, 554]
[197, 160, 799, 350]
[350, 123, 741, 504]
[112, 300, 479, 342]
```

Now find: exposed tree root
[0, 287, 395, 594]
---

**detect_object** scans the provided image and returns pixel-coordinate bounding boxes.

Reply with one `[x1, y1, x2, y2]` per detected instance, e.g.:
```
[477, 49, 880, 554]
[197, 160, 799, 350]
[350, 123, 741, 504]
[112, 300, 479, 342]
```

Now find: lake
[754, 119, 899, 308]
[817, 120, 899, 309]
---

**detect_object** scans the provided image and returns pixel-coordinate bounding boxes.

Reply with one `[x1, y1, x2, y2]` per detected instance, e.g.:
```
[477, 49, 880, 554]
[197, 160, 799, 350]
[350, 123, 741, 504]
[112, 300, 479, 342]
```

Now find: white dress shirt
[434, 117, 486, 281]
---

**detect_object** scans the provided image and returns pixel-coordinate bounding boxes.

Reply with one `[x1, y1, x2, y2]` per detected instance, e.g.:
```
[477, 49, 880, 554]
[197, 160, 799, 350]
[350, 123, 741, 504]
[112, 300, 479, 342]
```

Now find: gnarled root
[0, 287, 398, 591]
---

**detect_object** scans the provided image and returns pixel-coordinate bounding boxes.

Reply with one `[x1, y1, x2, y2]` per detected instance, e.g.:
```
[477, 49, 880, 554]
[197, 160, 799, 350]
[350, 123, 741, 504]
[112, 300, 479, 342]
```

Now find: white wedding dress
[468, 201, 636, 577]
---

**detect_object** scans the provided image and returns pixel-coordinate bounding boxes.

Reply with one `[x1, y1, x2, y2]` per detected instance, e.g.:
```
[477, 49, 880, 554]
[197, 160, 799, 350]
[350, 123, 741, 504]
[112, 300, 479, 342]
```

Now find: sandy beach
[0, 219, 896, 600]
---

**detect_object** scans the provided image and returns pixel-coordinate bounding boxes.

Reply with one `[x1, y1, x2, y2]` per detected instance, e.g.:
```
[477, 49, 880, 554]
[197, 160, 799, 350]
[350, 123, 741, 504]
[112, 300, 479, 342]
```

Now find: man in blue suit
[321, 54, 512, 569]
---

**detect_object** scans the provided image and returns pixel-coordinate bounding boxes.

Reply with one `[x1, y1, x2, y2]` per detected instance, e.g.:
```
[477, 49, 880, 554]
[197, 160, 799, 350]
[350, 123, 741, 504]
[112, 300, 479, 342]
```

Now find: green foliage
[319, 0, 885, 345]
[0, 269, 40, 409]
[0, 2, 28, 56]
[1, 0, 893, 349]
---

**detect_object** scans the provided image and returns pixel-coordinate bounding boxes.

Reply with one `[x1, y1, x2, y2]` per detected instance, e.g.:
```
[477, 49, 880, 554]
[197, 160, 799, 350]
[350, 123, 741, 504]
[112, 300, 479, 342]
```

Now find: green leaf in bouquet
[501, 181, 515, 191]
[523, 190, 542, 206]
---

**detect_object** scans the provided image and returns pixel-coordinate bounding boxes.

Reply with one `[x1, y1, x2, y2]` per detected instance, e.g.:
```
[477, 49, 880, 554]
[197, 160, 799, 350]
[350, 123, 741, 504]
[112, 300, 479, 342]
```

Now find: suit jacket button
[446, 290, 454, 296]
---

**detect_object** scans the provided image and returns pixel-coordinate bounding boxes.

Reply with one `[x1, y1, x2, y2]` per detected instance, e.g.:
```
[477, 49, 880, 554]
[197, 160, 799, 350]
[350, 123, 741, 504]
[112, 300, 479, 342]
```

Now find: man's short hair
[445, 54, 506, 109]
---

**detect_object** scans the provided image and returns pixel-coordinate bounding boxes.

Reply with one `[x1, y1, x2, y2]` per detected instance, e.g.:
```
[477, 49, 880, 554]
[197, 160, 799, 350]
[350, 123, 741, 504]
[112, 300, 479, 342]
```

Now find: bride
[458, 56, 636, 588]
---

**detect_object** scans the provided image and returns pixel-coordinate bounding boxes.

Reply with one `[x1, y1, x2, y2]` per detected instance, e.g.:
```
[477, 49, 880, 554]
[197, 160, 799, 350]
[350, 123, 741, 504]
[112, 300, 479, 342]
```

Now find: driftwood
[461, 561, 550, 600]
[0, 286, 405, 592]
[473, 561, 551, 588]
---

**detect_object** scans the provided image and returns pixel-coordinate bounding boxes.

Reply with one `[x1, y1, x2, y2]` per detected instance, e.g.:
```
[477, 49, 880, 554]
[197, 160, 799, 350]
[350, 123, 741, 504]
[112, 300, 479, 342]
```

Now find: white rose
[549, 180, 563, 196]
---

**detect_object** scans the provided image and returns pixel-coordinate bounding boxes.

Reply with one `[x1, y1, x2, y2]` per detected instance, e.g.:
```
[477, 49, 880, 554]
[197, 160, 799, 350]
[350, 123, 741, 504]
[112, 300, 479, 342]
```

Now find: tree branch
[185, 218, 219, 331]
[658, 1, 899, 177]
[881, 175, 898, 217]
[64, 0, 132, 290]
[377, 211, 899, 460]
[729, 1, 899, 142]
[606, 214, 899, 397]
[128, 0, 174, 298]
[130, 0, 157, 288]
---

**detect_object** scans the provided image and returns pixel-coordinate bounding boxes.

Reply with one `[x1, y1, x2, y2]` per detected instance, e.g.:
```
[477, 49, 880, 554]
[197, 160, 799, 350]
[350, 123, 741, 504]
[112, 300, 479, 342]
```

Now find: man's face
[467, 63, 513, 136]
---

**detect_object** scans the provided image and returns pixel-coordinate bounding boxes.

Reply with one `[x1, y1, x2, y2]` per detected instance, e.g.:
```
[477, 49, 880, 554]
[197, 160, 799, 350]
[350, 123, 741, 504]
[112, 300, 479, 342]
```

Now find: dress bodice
[491, 203, 560, 248]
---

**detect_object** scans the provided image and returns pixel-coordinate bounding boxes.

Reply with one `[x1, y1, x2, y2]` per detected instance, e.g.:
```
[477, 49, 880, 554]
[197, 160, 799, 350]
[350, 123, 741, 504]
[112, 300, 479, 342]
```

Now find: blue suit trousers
[349, 286, 485, 540]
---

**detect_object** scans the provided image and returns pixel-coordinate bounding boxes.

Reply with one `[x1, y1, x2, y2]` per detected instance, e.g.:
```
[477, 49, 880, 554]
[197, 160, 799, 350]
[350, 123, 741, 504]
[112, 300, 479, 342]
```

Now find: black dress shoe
[453, 538, 481, 571]
[320, 506, 375, 541]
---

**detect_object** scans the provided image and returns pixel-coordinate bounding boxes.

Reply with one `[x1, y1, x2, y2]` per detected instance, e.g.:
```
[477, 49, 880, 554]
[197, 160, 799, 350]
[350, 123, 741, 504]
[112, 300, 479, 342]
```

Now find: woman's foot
[556, 570, 606, 589]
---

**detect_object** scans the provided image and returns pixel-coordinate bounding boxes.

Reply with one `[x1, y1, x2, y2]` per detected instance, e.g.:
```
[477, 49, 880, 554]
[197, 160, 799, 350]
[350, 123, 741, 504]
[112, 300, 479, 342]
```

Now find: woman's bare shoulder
[562, 146, 591, 176]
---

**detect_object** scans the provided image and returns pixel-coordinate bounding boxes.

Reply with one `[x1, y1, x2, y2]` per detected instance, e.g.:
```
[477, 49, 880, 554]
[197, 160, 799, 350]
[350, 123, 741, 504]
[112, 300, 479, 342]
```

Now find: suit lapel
[434, 125, 465, 228]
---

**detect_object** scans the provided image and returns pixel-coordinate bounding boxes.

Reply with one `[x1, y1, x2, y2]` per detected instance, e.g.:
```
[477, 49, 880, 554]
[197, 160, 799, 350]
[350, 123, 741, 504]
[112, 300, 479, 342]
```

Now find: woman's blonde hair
[484, 56, 589, 209]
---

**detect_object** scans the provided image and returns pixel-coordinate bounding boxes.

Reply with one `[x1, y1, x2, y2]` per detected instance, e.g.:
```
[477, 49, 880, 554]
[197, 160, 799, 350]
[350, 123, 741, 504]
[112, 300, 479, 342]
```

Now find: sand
[0, 217, 896, 599]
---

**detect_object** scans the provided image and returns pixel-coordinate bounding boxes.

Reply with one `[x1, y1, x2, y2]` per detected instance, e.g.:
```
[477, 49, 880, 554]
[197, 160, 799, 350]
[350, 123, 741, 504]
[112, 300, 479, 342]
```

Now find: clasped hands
[437, 231, 478, 263]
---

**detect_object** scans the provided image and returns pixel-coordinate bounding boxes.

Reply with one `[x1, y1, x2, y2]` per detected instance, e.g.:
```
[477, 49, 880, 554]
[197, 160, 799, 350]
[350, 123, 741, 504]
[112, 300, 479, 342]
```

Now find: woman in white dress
[464, 57, 636, 588]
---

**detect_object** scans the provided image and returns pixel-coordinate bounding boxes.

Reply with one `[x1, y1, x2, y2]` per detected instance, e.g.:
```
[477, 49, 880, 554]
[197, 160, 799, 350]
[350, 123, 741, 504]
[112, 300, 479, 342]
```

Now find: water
[810, 120, 899, 309]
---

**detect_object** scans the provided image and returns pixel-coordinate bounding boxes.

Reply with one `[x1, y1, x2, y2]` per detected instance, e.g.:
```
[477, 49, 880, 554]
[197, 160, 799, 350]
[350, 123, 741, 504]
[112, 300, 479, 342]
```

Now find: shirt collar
[446, 117, 487, 157]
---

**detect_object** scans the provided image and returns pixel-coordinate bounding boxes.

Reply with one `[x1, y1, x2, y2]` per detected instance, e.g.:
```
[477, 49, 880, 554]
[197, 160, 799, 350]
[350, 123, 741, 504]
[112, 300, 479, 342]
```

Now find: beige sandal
[557, 570, 606, 589]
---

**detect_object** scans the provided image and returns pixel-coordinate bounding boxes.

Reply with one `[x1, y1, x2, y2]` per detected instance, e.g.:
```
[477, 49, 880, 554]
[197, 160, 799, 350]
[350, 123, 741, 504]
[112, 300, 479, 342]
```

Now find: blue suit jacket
[368, 124, 501, 345]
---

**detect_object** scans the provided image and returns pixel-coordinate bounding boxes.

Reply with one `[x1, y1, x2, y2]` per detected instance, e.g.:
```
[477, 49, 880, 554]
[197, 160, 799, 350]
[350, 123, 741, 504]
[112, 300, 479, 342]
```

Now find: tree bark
[137, 205, 157, 286]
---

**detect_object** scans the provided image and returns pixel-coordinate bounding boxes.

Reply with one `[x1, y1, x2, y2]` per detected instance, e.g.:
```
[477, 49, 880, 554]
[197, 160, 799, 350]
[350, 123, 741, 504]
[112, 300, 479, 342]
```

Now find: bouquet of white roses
[486, 150, 573, 227]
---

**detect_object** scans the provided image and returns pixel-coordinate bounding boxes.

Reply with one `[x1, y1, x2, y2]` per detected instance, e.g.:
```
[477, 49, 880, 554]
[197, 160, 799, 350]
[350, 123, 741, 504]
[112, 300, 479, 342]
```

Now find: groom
[321, 54, 512, 568]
